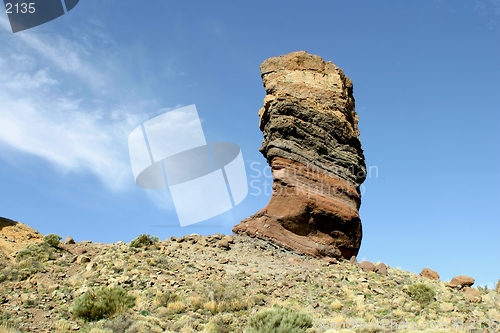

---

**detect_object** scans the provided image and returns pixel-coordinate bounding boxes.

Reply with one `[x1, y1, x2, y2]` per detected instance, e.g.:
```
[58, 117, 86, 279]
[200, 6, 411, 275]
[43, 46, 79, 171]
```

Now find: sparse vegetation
[0, 323, 20, 333]
[154, 290, 181, 307]
[129, 234, 159, 248]
[43, 234, 62, 247]
[16, 242, 52, 262]
[71, 286, 136, 321]
[246, 306, 312, 333]
[405, 283, 436, 307]
[1, 232, 499, 332]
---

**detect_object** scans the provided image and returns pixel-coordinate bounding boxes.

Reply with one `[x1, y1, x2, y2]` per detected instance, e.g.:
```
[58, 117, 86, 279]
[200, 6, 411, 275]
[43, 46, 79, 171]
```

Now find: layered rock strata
[233, 51, 366, 259]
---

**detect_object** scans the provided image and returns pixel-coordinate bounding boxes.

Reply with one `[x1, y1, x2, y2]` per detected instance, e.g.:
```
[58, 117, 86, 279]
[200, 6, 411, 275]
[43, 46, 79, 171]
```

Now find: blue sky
[0, 1, 499, 288]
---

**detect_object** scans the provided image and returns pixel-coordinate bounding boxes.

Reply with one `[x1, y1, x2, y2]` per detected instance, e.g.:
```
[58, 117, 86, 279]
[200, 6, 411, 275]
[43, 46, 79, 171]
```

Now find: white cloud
[0, 16, 171, 191]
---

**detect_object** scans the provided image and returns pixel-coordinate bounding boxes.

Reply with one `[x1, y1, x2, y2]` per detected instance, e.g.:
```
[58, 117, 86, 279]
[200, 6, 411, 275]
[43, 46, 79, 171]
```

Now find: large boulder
[233, 51, 366, 259]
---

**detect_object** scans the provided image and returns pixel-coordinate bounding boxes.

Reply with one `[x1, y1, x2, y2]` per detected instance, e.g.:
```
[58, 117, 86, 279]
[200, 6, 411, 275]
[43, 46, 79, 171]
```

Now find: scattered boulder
[447, 275, 475, 289]
[217, 239, 230, 250]
[73, 247, 88, 255]
[321, 257, 338, 265]
[463, 287, 482, 303]
[375, 263, 388, 276]
[439, 302, 455, 312]
[76, 255, 90, 264]
[496, 279, 500, 293]
[420, 268, 440, 281]
[358, 261, 375, 272]
[233, 51, 366, 260]
[349, 256, 358, 265]
[65, 236, 75, 244]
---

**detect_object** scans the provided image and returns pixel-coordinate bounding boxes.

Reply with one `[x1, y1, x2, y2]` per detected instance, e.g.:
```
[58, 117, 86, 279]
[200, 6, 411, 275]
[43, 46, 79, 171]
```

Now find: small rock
[223, 235, 234, 244]
[219, 258, 229, 264]
[358, 261, 375, 272]
[250, 267, 258, 273]
[370, 286, 386, 295]
[391, 296, 405, 309]
[73, 247, 87, 255]
[488, 308, 500, 321]
[64, 236, 75, 244]
[86, 262, 97, 271]
[420, 268, 440, 281]
[218, 239, 230, 249]
[463, 287, 482, 303]
[375, 263, 388, 275]
[288, 257, 301, 264]
[76, 255, 90, 264]
[349, 256, 357, 265]
[447, 275, 474, 289]
[321, 257, 338, 265]
[439, 302, 454, 312]
[117, 275, 131, 284]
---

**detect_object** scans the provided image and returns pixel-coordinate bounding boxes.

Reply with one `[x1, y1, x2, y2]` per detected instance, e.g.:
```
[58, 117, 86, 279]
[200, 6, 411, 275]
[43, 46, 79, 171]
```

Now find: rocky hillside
[0, 217, 43, 264]
[0, 221, 499, 333]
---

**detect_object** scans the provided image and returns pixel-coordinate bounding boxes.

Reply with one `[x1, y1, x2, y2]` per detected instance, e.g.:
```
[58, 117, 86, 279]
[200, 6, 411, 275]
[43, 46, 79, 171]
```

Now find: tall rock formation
[233, 51, 366, 259]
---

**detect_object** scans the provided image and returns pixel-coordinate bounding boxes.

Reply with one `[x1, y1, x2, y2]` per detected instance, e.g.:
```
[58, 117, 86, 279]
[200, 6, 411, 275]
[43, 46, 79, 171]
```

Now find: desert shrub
[43, 234, 62, 247]
[72, 285, 136, 321]
[9, 243, 52, 280]
[246, 306, 312, 333]
[207, 281, 249, 313]
[16, 243, 51, 262]
[15, 258, 46, 280]
[166, 301, 185, 314]
[103, 313, 134, 332]
[0, 323, 21, 333]
[154, 290, 181, 307]
[206, 313, 233, 333]
[130, 234, 159, 248]
[405, 283, 435, 307]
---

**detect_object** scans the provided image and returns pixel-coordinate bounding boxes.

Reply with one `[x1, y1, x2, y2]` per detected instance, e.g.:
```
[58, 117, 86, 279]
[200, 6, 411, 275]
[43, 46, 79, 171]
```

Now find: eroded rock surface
[233, 51, 366, 259]
[0, 216, 43, 262]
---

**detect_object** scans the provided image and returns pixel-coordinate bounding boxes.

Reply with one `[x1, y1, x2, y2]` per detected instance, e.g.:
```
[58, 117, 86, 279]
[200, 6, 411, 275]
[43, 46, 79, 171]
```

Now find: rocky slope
[0, 217, 43, 264]
[0, 225, 499, 333]
[234, 51, 366, 260]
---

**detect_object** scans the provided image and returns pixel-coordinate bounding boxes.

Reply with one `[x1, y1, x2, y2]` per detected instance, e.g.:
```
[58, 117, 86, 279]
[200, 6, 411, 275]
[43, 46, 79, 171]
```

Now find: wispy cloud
[0, 16, 169, 191]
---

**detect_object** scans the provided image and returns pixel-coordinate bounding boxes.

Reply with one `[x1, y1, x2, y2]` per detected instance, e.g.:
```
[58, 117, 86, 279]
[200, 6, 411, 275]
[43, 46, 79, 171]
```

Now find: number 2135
[5, 3, 36, 14]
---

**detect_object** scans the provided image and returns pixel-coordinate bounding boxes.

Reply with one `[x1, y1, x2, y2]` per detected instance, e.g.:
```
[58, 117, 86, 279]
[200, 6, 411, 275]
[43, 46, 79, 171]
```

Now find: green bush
[405, 283, 435, 307]
[129, 234, 159, 248]
[15, 258, 46, 280]
[72, 286, 136, 321]
[43, 234, 62, 247]
[246, 306, 312, 333]
[16, 243, 52, 262]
